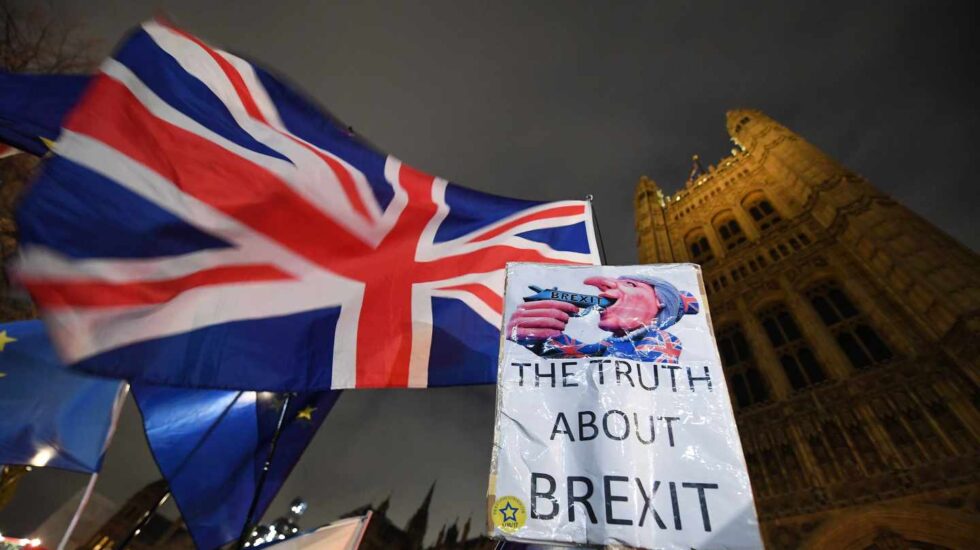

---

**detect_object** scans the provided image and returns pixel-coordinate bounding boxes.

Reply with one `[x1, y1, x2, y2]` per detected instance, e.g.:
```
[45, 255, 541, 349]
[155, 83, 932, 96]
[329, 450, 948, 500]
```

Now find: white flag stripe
[45, 273, 363, 364]
[329, 280, 363, 390]
[103, 52, 379, 246]
[407, 284, 435, 388]
[142, 23, 392, 247]
[16, 21, 600, 390]
[13, 245, 269, 283]
[219, 49, 389, 226]
[418, 180, 594, 263]
[457, 199, 592, 244]
[427, 225, 596, 264]
[430, 288, 503, 328]
[378, 157, 410, 240]
[428, 269, 507, 297]
[215, 51, 287, 129]
[330, 283, 364, 390]
[407, 268, 504, 387]
[51, 130, 324, 279]
[99, 58, 299, 187]
[582, 199, 602, 265]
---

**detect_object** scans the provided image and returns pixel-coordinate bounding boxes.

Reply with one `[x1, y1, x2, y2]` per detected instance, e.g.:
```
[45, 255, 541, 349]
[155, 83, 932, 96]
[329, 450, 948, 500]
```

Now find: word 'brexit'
[530, 473, 720, 533]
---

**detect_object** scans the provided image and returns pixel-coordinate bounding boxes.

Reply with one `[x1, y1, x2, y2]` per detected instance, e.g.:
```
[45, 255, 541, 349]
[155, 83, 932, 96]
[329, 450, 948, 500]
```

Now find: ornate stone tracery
[634, 109, 980, 549]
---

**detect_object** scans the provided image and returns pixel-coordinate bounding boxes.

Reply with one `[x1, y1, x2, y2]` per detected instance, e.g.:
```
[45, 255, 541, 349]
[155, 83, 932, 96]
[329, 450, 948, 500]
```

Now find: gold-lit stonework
[634, 109, 980, 549]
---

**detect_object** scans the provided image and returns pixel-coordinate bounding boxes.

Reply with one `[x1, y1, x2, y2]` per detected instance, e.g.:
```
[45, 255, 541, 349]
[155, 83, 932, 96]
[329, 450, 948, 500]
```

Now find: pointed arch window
[759, 304, 827, 390]
[805, 281, 893, 369]
[686, 232, 714, 264]
[714, 214, 747, 250]
[717, 324, 769, 409]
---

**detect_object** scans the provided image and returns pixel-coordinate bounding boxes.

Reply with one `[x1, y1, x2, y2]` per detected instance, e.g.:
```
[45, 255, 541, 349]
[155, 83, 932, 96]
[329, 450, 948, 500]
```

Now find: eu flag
[0, 73, 88, 155]
[0, 320, 125, 473]
[132, 385, 341, 550]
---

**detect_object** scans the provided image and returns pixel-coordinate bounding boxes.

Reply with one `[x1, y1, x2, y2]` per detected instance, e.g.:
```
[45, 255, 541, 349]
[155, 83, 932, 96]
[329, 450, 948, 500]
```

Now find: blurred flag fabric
[0, 320, 125, 473]
[0, 72, 89, 156]
[0, 144, 23, 158]
[260, 513, 371, 550]
[132, 384, 341, 550]
[12, 20, 599, 392]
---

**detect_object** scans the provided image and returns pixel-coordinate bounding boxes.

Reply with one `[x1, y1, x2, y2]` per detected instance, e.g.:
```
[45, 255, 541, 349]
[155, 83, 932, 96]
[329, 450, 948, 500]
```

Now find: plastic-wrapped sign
[488, 263, 762, 549]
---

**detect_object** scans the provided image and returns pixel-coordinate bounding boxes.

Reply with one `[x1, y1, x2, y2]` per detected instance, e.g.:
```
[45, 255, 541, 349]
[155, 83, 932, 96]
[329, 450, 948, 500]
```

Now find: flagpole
[586, 194, 608, 265]
[56, 472, 99, 550]
[57, 383, 130, 550]
[236, 392, 294, 550]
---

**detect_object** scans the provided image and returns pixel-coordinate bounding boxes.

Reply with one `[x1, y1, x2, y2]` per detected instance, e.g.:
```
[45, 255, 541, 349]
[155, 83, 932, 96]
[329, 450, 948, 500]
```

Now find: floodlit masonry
[633, 109, 980, 549]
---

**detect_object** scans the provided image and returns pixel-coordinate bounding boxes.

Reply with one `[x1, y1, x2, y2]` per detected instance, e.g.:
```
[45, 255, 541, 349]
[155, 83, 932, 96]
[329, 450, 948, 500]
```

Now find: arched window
[714, 214, 747, 251]
[759, 304, 827, 390]
[805, 281, 893, 369]
[744, 195, 782, 231]
[717, 324, 769, 409]
[686, 232, 714, 264]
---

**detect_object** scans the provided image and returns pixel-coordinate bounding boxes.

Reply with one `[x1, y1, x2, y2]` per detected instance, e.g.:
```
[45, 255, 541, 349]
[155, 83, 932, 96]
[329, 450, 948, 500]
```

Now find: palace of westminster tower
[635, 110, 979, 549]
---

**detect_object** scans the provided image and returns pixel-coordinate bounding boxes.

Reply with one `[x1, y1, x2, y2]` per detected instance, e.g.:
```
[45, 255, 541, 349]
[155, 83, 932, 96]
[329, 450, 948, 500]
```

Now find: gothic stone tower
[634, 109, 980, 549]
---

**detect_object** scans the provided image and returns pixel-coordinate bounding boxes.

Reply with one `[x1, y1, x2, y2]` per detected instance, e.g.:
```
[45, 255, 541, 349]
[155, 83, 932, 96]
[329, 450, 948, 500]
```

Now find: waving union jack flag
[12, 21, 598, 390]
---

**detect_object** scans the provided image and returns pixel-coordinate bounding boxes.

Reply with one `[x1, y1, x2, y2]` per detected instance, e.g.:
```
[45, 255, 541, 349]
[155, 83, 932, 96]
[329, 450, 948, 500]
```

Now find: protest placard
[488, 263, 762, 549]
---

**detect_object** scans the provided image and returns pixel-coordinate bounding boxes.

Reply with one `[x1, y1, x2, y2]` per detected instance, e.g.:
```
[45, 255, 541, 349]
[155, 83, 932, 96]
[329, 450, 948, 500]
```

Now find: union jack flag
[13, 21, 599, 390]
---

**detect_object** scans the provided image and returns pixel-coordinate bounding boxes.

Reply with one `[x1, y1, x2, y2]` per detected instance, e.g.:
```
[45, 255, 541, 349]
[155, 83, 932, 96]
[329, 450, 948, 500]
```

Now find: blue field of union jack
[14, 20, 599, 390]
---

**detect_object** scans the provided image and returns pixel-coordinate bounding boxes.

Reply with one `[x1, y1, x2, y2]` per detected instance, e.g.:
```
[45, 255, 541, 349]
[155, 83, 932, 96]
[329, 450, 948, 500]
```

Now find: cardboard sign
[488, 263, 762, 549]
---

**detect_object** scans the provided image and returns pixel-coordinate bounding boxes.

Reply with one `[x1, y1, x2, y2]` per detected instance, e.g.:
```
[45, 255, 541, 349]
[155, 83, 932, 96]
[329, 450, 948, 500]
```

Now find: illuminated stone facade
[634, 110, 980, 549]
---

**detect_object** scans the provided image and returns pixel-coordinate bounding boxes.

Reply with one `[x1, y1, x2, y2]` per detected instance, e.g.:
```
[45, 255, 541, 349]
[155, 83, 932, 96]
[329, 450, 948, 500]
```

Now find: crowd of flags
[0, 19, 598, 550]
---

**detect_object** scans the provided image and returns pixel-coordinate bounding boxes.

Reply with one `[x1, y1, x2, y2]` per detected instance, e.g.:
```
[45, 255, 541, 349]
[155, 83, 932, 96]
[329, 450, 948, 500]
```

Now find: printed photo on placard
[488, 263, 763, 550]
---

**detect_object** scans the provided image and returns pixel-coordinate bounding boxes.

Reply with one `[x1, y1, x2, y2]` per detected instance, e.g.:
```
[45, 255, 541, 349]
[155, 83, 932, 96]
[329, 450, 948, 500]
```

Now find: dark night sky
[2, 0, 978, 544]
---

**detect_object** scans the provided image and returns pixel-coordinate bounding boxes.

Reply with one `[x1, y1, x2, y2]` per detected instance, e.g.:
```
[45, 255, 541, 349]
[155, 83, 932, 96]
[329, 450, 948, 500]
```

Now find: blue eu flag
[132, 385, 341, 550]
[0, 73, 89, 155]
[0, 320, 125, 472]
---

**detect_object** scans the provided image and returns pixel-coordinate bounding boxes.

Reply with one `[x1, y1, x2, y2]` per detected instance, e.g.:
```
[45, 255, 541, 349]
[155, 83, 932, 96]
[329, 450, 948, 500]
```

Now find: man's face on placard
[584, 276, 661, 335]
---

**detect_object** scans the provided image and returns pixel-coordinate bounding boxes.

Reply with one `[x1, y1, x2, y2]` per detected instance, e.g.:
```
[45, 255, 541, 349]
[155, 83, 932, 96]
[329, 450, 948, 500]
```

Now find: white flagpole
[56, 382, 130, 550]
[56, 472, 98, 550]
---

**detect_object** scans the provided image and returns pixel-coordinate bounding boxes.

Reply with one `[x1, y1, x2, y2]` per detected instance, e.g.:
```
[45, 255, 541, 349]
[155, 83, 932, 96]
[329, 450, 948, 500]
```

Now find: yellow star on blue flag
[296, 406, 316, 421]
[0, 320, 124, 473]
[0, 330, 17, 351]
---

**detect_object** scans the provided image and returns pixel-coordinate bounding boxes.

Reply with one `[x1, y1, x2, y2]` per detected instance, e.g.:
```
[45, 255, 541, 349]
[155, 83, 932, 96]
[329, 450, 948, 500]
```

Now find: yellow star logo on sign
[296, 406, 316, 421]
[0, 330, 17, 352]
